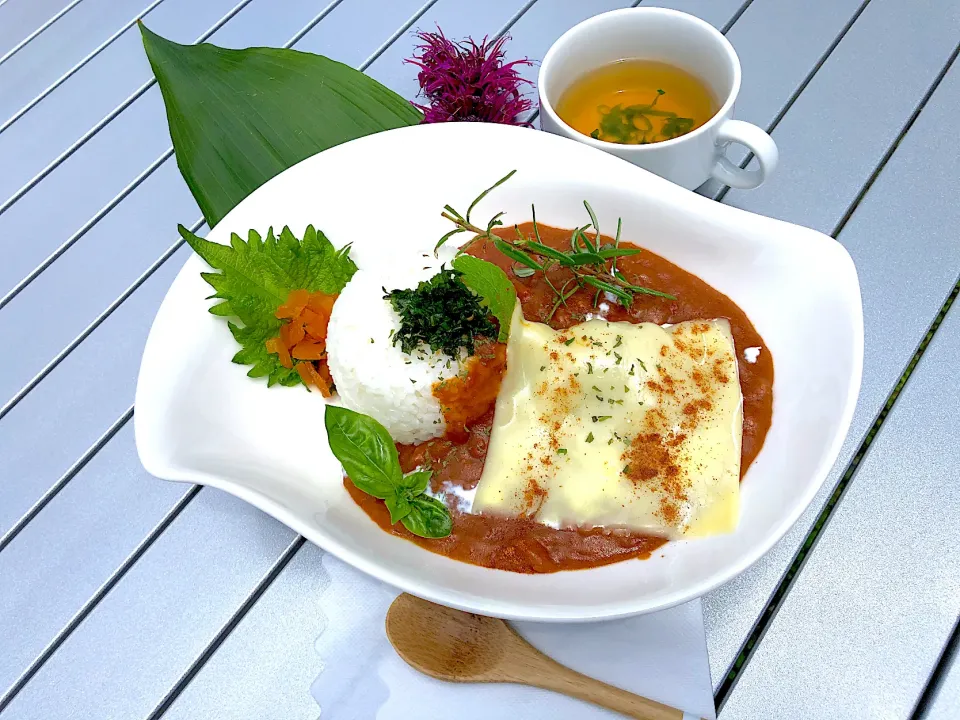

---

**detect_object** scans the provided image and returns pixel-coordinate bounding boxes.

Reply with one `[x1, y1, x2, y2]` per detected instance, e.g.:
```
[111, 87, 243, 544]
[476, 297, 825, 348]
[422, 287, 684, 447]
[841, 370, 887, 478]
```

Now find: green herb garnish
[557, 448, 568, 455]
[590, 90, 695, 144]
[586, 432, 594, 443]
[324, 406, 452, 538]
[434, 172, 675, 317]
[386, 267, 497, 357]
[592, 415, 612, 422]
[434, 170, 515, 253]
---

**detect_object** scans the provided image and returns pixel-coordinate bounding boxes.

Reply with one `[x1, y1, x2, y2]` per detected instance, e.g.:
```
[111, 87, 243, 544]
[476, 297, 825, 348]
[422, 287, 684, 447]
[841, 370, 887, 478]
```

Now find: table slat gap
[715, 275, 960, 712]
[359, 0, 444, 71]
[712, 0, 873, 203]
[143, 536, 308, 720]
[828, 42, 960, 238]
[0, 151, 173, 315]
[719, 0, 756, 34]
[911, 617, 960, 719]
[0, 0, 85, 69]
[0, 0, 168, 137]
[284, 0, 348, 48]
[0, 0, 258, 219]
[0, 406, 134, 553]
[0, 223, 197, 423]
[492, 0, 540, 42]
[0, 485, 202, 712]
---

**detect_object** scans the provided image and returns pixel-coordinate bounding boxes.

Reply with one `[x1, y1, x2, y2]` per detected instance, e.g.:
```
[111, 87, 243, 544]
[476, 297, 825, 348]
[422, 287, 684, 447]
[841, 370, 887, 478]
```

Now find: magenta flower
[405, 29, 535, 125]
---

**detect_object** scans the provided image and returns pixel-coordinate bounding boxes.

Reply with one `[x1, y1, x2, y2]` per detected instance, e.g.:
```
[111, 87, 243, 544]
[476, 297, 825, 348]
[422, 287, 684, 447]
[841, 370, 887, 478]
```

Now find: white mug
[538, 7, 778, 191]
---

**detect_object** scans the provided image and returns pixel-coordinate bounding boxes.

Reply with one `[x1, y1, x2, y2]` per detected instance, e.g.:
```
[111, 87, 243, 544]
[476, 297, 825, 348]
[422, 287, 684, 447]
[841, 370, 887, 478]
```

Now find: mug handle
[709, 120, 779, 190]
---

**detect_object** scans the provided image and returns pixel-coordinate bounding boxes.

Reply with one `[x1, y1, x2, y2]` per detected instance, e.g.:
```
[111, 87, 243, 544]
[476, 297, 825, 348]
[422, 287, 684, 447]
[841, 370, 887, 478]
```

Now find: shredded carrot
[318, 362, 334, 389]
[265, 336, 293, 369]
[296, 361, 332, 397]
[276, 289, 310, 319]
[280, 320, 305, 347]
[266, 289, 338, 394]
[307, 293, 336, 316]
[291, 340, 326, 360]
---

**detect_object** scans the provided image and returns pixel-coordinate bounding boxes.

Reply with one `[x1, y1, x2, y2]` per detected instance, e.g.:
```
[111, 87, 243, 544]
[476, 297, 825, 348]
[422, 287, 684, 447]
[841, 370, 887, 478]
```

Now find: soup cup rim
[537, 6, 743, 151]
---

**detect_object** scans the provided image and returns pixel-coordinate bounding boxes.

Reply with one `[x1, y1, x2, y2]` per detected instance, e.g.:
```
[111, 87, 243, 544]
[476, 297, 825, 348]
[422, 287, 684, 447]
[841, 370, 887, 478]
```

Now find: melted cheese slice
[472, 308, 743, 538]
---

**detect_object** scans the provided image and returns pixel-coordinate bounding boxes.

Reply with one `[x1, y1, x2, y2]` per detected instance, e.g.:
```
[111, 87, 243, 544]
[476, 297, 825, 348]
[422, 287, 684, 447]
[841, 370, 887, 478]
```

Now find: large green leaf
[140, 23, 422, 227]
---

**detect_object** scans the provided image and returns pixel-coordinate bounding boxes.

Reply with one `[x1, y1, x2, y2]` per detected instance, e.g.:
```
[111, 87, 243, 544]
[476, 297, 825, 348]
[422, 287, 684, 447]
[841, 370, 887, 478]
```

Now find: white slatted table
[0, 1, 956, 718]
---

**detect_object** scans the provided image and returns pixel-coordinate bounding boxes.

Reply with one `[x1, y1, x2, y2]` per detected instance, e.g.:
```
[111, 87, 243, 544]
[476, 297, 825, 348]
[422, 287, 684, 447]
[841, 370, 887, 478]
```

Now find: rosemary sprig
[435, 171, 676, 316]
[436, 170, 515, 254]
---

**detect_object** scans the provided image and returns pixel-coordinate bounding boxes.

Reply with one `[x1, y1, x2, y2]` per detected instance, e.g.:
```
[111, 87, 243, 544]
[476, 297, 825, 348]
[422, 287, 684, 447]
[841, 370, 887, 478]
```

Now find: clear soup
[556, 59, 717, 145]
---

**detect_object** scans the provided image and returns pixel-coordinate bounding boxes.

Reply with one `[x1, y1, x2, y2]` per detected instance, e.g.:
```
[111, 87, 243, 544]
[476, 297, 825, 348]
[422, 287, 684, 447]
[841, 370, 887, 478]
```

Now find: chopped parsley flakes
[385, 268, 495, 357]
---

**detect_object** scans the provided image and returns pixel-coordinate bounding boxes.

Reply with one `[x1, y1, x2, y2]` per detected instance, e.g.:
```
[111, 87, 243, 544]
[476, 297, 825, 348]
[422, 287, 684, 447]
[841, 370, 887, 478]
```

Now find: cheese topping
[472, 308, 743, 538]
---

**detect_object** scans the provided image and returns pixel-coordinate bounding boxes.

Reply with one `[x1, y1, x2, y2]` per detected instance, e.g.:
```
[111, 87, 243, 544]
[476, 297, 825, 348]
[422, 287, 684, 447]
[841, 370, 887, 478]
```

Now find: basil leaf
[400, 495, 453, 539]
[452, 255, 517, 341]
[140, 24, 422, 227]
[398, 469, 431, 495]
[324, 406, 402, 499]
[384, 492, 413, 525]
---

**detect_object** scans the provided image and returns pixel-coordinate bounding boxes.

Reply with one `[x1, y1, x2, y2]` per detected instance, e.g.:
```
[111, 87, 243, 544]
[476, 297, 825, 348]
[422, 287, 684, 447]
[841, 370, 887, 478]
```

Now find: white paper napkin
[311, 553, 716, 719]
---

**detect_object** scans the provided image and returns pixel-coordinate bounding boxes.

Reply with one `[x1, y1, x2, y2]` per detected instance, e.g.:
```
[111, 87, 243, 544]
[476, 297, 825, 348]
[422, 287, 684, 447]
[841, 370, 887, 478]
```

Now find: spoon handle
[522, 653, 693, 720]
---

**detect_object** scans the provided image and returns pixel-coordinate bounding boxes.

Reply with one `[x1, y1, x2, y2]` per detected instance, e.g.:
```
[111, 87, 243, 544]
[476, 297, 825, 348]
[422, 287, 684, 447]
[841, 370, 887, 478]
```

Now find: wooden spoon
[385, 593, 700, 720]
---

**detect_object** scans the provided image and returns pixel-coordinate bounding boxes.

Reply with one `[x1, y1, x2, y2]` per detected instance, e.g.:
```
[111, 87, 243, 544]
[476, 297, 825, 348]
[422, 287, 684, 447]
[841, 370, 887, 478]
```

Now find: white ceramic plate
[135, 122, 862, 622]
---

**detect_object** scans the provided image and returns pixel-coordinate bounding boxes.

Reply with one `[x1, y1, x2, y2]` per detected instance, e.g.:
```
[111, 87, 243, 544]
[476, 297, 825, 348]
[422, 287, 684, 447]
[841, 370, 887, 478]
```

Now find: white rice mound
[326, 269, 463, 444]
